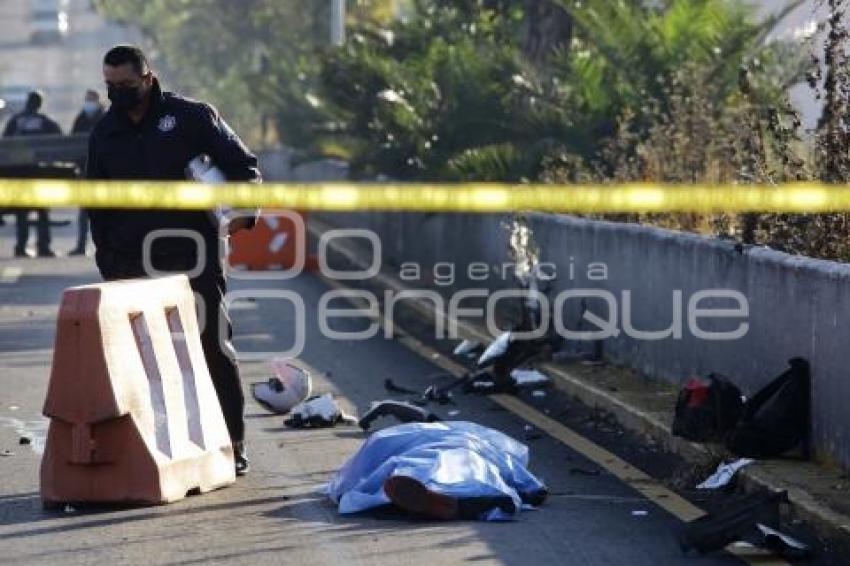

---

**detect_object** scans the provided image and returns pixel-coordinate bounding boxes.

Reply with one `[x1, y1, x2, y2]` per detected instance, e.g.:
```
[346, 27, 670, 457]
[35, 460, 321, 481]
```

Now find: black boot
[233, 441, 250, 476]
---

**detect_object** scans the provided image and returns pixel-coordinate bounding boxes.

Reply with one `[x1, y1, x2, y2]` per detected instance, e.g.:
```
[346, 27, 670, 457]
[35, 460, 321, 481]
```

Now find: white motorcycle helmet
[251, 360, 312, 414]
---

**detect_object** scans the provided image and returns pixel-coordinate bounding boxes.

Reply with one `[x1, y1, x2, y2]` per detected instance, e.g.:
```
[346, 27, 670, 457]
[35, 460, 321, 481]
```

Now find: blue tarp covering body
[326, 421, 546, 521]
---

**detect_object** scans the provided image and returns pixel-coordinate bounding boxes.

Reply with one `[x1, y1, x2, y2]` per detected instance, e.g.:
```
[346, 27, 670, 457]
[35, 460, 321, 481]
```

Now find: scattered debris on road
[696, 459, 754, 490]
[384, 378, 417, 395]
[358, 400, 440, 431]
[18, 437, 30, 446]
[679, 491, 793, 556]
[284, 394, 356, 429]
[510, 369, 551, 388]
[756, 523, 810, 558]
[453, 339, 483, 359]
[251, 360, 311, 415]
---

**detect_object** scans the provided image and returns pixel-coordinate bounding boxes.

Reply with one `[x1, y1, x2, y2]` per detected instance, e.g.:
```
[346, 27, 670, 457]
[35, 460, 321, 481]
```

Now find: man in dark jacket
[72, 89, 106, 134]
[69, 89, 106, 256]
[87, 45, 260, 475]
[2, 90, 61, 257]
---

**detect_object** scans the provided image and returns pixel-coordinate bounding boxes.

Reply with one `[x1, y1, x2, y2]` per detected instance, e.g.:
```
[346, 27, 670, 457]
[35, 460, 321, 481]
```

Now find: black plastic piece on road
[358, 400, 440, 431]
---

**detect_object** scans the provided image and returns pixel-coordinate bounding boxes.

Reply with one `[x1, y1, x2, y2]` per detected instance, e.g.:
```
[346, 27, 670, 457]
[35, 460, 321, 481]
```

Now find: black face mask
[107, 84, 145, 112]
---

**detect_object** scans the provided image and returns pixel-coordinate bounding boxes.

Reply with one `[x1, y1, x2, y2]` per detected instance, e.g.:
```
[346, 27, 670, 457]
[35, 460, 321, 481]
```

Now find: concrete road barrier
[41, 275, 235, 506]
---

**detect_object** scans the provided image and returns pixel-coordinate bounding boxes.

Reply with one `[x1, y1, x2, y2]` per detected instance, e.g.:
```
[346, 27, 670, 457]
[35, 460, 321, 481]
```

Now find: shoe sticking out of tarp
[383, 475, 519, 521]
[251, 360, 312, 415]
[384, 475, 460, 520]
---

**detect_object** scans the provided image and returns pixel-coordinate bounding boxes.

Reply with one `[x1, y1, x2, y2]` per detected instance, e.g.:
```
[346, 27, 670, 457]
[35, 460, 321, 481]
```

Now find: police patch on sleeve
[158, 115, 177, 132]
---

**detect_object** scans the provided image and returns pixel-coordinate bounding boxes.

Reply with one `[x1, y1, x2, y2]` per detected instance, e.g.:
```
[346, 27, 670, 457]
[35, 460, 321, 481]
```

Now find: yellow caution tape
[0, 179, 849, 213]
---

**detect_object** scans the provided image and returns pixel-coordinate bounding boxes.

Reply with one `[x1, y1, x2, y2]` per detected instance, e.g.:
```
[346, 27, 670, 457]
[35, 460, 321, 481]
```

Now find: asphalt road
[0, 212, 755, 566]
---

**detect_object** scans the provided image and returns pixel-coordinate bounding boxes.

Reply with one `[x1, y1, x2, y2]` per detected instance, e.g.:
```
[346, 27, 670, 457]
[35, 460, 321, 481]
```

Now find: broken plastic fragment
[478, 332, 512, 368]
[251, 360, 312, 415]
[384, 378, 418, 395]
[359, 400, 439, 431]
[756, 523, 809, 555]
[453, 339, 482, 358]
[697, 458, 754, 490]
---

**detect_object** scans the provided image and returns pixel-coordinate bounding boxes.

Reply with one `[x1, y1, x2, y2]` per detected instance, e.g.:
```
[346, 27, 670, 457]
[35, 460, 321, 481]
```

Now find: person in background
[68, 90, 106, 256]
[2, 90, 60, 258]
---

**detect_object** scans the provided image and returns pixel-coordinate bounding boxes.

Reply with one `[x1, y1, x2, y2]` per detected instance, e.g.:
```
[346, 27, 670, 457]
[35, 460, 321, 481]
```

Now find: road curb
[309, 216, 850, 552]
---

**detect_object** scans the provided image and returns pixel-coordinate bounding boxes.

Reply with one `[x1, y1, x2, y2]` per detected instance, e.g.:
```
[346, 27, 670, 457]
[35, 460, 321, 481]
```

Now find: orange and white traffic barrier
[40, 275, 235, 506]
[228, 210, 318, 272]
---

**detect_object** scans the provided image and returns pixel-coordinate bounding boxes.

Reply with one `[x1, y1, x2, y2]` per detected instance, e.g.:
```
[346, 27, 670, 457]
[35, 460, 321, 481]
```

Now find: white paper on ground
[696, 458, 754, 490]
[510, 369, 551, 387]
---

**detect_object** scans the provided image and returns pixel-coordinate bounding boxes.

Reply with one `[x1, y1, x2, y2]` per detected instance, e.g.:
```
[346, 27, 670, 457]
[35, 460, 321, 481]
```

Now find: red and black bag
[672, 374, 744, 443]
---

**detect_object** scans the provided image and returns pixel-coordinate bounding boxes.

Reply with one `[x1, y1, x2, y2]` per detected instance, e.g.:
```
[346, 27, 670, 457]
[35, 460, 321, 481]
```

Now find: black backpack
[726, 358, 811, 459]
[672, 374, 744, 443]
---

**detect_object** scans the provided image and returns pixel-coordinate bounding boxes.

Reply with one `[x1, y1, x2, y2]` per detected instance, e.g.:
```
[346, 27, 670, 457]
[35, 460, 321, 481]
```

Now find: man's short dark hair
[25, 90, 43, 112]
[103, 45, 150, 75]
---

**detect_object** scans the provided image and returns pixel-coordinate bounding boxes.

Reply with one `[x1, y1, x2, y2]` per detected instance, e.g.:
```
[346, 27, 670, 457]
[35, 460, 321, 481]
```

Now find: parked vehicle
[29, 0, 70, 44]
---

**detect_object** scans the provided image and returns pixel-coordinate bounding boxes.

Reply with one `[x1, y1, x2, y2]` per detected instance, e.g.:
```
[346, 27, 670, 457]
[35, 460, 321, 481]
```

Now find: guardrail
[0, 133, 88, 168]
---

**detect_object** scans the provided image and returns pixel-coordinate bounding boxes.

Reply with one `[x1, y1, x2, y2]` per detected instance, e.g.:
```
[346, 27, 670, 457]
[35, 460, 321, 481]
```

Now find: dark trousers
[15, 209, 51, 253]
[75, 210, 89, 251]
[98, 255, 244, 443]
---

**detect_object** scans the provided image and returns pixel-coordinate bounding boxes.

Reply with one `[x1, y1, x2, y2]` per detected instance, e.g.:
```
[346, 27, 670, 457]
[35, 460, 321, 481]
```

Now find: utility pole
[330, 0, 346, 46]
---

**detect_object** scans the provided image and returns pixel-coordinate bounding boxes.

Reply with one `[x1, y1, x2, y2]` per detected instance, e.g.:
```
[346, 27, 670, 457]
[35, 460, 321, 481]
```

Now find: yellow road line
[316, 273, 788, 564]
[2, 179, 850, 212]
